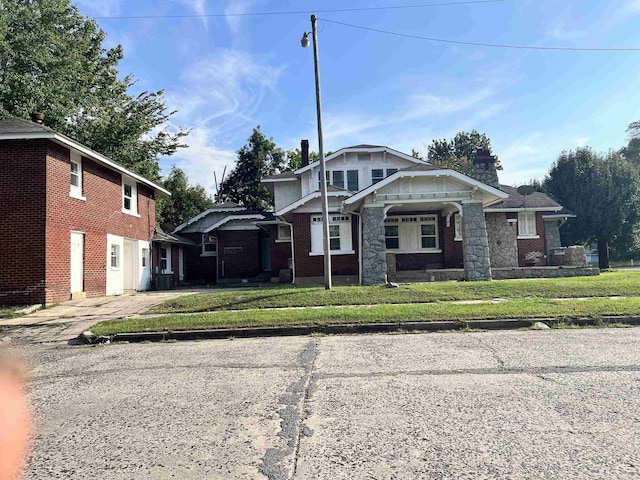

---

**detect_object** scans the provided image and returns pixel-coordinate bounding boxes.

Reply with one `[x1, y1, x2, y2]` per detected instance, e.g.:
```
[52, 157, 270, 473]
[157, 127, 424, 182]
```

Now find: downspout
[277, 217, 296, 284]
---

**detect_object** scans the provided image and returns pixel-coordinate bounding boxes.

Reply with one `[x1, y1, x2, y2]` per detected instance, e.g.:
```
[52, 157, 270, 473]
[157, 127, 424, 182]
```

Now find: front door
[70, 232, 84, 294]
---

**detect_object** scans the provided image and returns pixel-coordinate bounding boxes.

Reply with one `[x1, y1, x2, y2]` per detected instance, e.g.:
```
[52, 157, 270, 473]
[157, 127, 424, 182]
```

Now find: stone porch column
[544, 219, 561, 261]
[462, 202, 492, 281]
[361, 207, 387, 285]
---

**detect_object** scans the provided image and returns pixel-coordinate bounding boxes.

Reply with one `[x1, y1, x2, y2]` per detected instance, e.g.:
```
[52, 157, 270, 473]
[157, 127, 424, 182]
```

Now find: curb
[78, 315, 640, 345]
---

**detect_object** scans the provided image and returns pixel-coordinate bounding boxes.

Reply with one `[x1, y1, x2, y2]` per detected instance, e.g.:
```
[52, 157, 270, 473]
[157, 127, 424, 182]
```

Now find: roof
[152, 226, 198, 246]
[486, 185, 562, 211]
[172, 203, 248, 232]
[277, 189, 353, 216]
[294, 145, 430, 175]
[261, 171, 298, 182]
[0, 117, 169, 195]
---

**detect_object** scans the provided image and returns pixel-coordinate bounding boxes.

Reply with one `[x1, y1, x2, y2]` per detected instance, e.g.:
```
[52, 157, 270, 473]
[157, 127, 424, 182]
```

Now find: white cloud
[626, 0, 640, 12]
[173, 0, 209, 28]
[574, 137, 590, 147]
[545, 22, 586, 40]
[73, 0, 123, 17]
[225, 0, 255, 40]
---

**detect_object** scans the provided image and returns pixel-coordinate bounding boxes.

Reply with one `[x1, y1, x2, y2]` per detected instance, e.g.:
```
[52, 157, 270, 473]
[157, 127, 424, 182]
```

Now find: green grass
[92, 297, 640, 335]
[148, 270, 640, 314]
[0, 305, 26, 319]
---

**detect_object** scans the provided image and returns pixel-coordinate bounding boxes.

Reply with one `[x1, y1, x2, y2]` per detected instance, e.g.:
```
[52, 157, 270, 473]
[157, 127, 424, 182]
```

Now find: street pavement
[10, 327, 640, 479]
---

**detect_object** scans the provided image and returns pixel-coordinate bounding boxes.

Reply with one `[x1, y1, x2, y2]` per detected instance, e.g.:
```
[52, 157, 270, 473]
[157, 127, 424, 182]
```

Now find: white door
[123, 240, 135, 290]
[70, 232, 84, 293]
[139, 242, 151, 291]
[178, 247, 185, 282]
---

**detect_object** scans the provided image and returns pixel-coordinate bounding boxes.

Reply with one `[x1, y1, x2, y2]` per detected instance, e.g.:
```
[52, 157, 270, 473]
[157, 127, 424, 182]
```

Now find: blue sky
[73, 0, 640, 193]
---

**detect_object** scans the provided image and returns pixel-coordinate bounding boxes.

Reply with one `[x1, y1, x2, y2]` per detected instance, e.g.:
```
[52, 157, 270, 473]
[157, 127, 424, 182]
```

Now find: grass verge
[148, 270, 640, 314]
[93, 297, 640, 335]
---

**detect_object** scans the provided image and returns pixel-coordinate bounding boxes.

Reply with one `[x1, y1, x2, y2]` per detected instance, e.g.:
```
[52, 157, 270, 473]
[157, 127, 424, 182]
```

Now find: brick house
[0, 116, 169, 304]
[168, 203, 271, 284]
[262, 142, 594, 285]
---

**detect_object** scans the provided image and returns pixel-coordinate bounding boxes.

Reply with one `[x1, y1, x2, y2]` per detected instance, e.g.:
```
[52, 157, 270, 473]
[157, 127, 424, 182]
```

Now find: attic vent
[357, 153, 371, 162]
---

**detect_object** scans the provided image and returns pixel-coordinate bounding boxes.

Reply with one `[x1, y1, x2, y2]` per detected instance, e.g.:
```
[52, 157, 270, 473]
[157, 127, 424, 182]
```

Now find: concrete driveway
[16, 327, 640, 479]
[0, 290, 203, 344]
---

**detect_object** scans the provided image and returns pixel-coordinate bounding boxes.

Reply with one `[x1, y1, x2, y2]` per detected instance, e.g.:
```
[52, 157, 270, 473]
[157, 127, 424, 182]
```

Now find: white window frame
[332, 170, 344, 189]
[201, 234, 217, 257]
[160, 245, 172, 273]
[110, 244, 120, 270]
[384, 223, 399, 250]
[386, 168, 398, 177]
[518, 212, 539, 238]
[420, 216, 439, 250]
[310, 215, 354, 256]
[69, 152, 85, 200]
[454, 213, 462, 241]
[276, 225, 291, 242]
[347, 170, 359, 191]
[122, 177, 138, 216]
[371, 168, 384, 184]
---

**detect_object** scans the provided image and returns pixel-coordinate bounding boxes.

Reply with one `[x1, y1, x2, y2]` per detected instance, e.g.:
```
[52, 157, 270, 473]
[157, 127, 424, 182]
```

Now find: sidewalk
[0, 290, 204, 345]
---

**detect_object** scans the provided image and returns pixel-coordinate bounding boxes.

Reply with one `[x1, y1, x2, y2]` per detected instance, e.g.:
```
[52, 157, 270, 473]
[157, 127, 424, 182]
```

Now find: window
[69, 153, 83, 199]
[329, 225, 341, 250]
[372, 169, 384, 184]
[122, 180, 137, 214]
[110, 244, 120, 269]
[160, 246, 171, 272]
[332, 171, 344, 189]
[310, 215, 353, 255]
[347, 170, 359, 191]
[386, 168, 398, 177]
[420, 216, 439, 249]
[202, 235, 217, 256]
[518, 212, 537, 237]
[385, 225, 399, 249]
[317, 170, 330, 189]
[454, 214, 462, 241]
[142, 248, 148, 267]
[357, 153, 371, 162]
[277, 225, 291, 241]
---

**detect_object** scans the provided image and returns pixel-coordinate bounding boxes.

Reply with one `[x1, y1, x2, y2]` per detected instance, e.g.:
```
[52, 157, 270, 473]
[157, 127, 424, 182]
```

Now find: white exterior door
[139, 241, 151, 291]
[123, 240, 136, 290]
[70, 232, 84, 294]
[106, 234, 124, 296]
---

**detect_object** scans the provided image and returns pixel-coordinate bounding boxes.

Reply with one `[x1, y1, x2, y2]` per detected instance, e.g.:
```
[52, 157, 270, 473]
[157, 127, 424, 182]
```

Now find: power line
[322, 18, 640, 51]
[93, 0, 505, 20]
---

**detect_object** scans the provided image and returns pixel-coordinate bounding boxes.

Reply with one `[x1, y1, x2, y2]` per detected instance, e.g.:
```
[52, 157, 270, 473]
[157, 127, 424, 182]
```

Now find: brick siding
[0, 139, 156, 304]
[516, 212, 547, 266]
[269, 225, 292, 279]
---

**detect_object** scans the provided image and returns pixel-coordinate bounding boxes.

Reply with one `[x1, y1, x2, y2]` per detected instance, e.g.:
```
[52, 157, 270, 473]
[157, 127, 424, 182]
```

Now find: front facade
[263, 143, 588, 285]
[0, 117, 169, 304]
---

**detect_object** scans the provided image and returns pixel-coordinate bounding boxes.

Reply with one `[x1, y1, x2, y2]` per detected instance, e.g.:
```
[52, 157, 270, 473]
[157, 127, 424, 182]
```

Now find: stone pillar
[361, 207, 387, 285]
[462, 202, 492, 281]
[544, 220, 561, 262]
[486, 212, 518, 268]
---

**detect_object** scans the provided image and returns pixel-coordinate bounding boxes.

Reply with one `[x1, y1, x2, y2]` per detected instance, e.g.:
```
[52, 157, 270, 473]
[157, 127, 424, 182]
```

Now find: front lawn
[93, 296, 640, 336]
[148, 270, 640, 314]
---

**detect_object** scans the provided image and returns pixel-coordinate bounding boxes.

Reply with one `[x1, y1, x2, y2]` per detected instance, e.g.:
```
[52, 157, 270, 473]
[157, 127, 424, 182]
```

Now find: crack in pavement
[260, 338, 317, 480]
[315, 364, 640, 379]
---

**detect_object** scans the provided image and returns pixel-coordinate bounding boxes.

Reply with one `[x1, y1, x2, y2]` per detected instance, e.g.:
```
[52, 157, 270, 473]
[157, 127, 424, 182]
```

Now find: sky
[72, 0, 640, 194]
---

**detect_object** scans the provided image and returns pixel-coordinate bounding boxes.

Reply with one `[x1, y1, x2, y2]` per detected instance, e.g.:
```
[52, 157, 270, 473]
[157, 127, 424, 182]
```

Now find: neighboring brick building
[0, 117, 169, 304]
[262, 143, 590, 285]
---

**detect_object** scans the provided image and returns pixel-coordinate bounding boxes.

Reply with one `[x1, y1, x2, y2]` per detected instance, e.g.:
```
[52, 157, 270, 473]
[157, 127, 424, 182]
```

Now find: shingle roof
[487, 185, 561, 210]
[0, 117, 55, 134]
[262, 171, 298, 181]
[152, 226, 198, 245]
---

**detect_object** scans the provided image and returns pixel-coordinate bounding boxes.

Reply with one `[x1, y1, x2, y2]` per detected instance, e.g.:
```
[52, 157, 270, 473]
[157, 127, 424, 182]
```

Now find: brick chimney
[30, 112, 45, 124]
[301, 139, 309, 167]
[472, 148, 500, 189]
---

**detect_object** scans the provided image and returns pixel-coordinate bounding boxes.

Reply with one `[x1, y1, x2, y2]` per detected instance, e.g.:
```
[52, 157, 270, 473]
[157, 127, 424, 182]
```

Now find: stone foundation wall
[486, 212, 518, 268]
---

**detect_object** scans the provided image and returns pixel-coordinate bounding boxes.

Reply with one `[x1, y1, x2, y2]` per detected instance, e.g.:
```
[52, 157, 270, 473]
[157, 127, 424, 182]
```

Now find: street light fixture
[301, 14, 332, 290]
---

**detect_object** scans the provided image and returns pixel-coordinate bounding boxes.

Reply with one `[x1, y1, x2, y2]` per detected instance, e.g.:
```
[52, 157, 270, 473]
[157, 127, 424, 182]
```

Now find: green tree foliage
[157, 166, 214, 226]
[420, 130, 502, 176]
[0, 0, 187, 180]
[285, 148, 320, 171]
[218, 126, 285, 211]
[544, 147, 640, 268]
[620, 121, 640, 166]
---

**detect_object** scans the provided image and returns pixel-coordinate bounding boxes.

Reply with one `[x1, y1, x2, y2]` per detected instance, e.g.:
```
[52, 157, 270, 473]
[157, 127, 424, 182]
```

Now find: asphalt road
[14, 328, 640, 479]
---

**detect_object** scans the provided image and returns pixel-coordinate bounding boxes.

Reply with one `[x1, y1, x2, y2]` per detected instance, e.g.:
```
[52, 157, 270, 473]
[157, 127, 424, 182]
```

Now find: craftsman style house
[0, 116, 169, 304]
[262, 141, 590, 285]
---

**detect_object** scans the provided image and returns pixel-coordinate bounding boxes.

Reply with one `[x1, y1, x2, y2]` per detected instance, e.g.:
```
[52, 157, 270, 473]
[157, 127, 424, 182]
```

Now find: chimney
[301, 139, 309, 167]
[472, 148, 500, 189]
[30, 112, 45, 124]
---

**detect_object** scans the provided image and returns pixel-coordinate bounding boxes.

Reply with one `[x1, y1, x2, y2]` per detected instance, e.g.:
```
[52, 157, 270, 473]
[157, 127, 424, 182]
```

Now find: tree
[0, 0, 187, 180]
[620, 121, 640, 166]
[218, 126, 285, 211]
[544, 147, 640, 268]
[420, 130, 502, 176]
[157, 166, 215, 226]
[285, 148, 320, 171]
